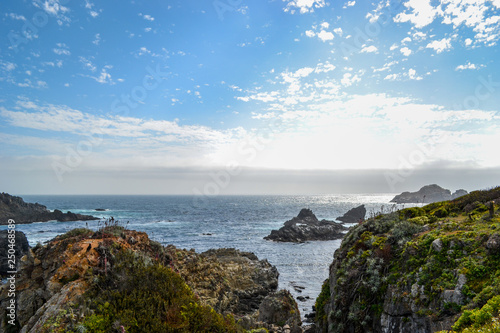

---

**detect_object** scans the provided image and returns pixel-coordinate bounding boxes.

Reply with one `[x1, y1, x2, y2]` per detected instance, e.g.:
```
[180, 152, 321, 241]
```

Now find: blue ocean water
[2, 194, 404, 318]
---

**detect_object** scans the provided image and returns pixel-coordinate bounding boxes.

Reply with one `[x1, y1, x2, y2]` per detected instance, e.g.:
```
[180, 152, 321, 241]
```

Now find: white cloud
[346, 1, 355, 7]
[426, 38, 452, 53]
[79, 56, 97, 72]
[320, 22, 329, 29]
[400, 47, 412, 56]
[341, 73, 361, 86]
[317, 30, 334, 41]
[408, 68, 423, 80]
[465, 38, 473, 46]
[92, 33, 101, 45]
[360, 45, 378, 53]
[394, 0, 441, 28]
[6, 13, 26, 21]
[390, 44, 398, 51]
[333, 27, 343, 36]
[1, 61, 17, 72]
[305, 30, 315, 37]
[455, 62, 483, 71]
[401, 37, 412, 44]
[53, 42, 70, 55]
[139, 13, 155, 21]
[283, 0, 326, 14]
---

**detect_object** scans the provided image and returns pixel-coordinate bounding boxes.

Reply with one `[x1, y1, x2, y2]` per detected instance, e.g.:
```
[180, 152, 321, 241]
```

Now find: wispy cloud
[283, 0, 327, 14]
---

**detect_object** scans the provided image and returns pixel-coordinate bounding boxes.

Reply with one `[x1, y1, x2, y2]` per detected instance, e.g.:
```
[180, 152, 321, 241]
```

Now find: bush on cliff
[81, 248, 243, 333]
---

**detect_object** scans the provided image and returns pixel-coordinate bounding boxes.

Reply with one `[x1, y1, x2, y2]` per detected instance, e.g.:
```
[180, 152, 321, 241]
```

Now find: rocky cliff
[0, 225, 302, 332]
[390, 185, 468, 204]
[0, 192, 98, 224]
[315, 186, 500, 333]
[265, 209, 348, 243]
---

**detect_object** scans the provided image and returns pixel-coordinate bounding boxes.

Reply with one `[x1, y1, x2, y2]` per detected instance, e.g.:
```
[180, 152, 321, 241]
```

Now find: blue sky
[1, 0, 500, 194]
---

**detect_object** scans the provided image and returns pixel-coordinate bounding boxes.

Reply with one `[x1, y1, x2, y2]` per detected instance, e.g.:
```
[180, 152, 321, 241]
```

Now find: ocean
[2, 194, 407, 319]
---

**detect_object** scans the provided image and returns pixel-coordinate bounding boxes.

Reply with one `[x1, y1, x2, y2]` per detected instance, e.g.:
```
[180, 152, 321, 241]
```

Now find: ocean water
[2, 194, 405, 319]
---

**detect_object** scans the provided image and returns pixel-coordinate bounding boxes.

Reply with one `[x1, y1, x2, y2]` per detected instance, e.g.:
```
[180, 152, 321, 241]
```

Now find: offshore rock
[336, 205, 366, 224]
[264, 209, 347, 243]
[0, 192, 98, 225]
[390, 184, 468, 204]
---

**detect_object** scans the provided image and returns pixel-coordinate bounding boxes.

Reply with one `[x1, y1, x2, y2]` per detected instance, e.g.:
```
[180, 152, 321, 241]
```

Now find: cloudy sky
[1, 0, 499, 195]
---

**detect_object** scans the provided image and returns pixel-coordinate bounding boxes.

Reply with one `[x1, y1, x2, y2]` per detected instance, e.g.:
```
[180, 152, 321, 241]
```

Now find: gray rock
[0, 230, 30, 275]
[391, 185, 468, 204]
[336, 205, 366, 224]
[486, 234, 500, 254]
[258, 290, 302, 333]
[431, 238, 443, 252]
[264, 209, 347, 243]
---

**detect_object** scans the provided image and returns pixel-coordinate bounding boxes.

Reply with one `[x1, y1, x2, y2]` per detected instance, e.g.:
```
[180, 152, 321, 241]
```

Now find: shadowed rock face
[390, 185, 468, 204]
[0, 192, 98, 225]
[336, 205, 366, 224]
[264, 209, 348, 243]
[0, 230, 30, 276]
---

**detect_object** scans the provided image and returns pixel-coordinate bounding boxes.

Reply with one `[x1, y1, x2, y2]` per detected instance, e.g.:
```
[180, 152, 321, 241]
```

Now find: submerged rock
[264, 209, 348, 243]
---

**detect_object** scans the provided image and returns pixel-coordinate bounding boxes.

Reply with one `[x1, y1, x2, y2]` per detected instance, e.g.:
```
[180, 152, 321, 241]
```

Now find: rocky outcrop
[0, 192, 98, 224]
[0, 230, 30, 276]
[390, 185, 468, 204]
[316, 187, 500, 333]
[258, 290, 302, 333]
[0, 226, 300, 332]
[336, 205, 366, 224]
[264, 209, 347, 243]
[168, 246, 279, 316]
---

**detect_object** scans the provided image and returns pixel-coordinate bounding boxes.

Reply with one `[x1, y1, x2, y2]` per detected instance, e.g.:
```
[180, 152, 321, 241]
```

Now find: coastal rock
[336, 205, 366, 224]
[264, 209, 348, 243]
[315, 187, 500, 333]
[258, 290, 302, 333]
[452, 189, 468, 199]
[0, 230, 30, 275]
[390, 184, 468, 204]
[0, 192, 98, 225]
[0, 227, 292, 332]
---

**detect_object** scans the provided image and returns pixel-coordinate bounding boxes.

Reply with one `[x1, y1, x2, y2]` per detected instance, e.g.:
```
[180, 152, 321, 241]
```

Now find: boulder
[486, 234, 500, 254]
[264, 209, 348, 243]
[336, 205, 366, 223]
[258, 290, 302, 333]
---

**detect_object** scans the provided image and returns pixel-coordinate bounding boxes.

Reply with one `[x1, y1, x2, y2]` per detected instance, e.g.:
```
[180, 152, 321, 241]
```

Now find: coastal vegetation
[316, 186, 500, 332]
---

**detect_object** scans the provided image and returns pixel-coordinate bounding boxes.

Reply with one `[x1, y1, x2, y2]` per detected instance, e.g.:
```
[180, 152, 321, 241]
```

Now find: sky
[1, 0, 500, 195]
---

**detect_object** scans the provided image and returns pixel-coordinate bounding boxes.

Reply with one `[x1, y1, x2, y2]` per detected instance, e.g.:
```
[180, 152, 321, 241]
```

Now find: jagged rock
[264, 209, 348, 243]
[258, 290, 302, 333]
[391, 185, 468, 204]
[0, 192, 98, 225]
[336, 205, 366, 223]
[0, 230, 30, 276]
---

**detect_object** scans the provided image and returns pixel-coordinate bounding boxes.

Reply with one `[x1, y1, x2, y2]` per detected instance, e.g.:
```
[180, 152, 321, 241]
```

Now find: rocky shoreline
[0, 227, 305, 332]
[0, 192, 98, 225]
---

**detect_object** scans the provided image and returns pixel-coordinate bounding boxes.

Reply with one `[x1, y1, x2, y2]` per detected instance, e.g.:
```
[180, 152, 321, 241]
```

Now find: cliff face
[0, 192, 97, 224]
[316, 187, 500, 333]
[0, 226, 299, 332]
